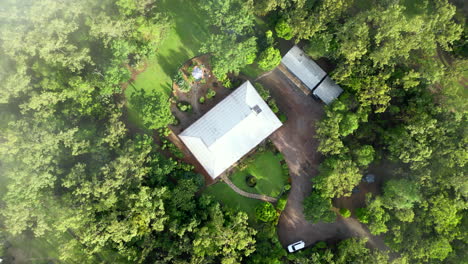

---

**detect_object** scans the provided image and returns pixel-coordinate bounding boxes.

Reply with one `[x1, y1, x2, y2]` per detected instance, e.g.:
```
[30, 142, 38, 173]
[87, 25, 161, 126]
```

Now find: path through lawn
[204, 150, 288, 219]
[230, 151, 287, 198]
[204, 183, 263, 219]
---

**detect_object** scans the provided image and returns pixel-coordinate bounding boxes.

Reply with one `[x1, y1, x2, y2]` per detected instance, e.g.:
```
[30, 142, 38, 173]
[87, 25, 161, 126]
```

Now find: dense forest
[0, 0, 466, 263]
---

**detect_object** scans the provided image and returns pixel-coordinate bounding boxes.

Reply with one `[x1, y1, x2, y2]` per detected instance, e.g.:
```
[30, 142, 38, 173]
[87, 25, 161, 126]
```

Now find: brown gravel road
[259, 68, 389, 251]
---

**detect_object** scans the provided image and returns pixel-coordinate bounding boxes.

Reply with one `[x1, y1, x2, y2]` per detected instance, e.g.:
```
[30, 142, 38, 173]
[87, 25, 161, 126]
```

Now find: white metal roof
[281, 45, 326, 91]
[313, 76, 343, 105]
[179, 81, 282, 179]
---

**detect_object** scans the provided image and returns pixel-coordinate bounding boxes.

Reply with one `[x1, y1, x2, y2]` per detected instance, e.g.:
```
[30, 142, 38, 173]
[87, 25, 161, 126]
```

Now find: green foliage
[268, 99, 280, 114]
[255, 202, 278, 222]
[339, 208, 351, 218]
[305, 33, 338, 59]
[365, 196, 390, 235]
[279, 113, 287, 123]
[292, 0, 466, 262]
[177, 101, 192, 112]
[382, 179, 421, 210]
[245, 221, 287, 263]
[257, 47, 282, 71]
[200, 0, 254, 36]
[200, 0, 258, 78]
[314, 157, 361, 198]
[275, 19, 293, 40]
[206, 88, 216, 99]
[353, 145, 375, 166]
[130, 89, 176, 129]
[174, 71, 191, 92]
[231, 150, 288, 198]
[303, 191, 336, 223]
[276, 197, 287, 211]
[339, 113, 359, 136]
[253, 0, 288, 16]
[199, 96, 206, 104]
[254, 83, 271, 101]
[316, 100, 356, 155]
[355, 208, 370, 224]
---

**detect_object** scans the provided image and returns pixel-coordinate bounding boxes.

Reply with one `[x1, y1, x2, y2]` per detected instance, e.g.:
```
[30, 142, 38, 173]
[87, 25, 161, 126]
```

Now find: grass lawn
[230, 150, 288, 198]
[204, 183, 263, 219]
[203, 150, 288, 220]
[124, 0, 210, 126]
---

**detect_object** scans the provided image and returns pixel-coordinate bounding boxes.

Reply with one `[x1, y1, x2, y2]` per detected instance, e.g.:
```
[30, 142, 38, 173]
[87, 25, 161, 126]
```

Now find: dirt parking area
[259, 68, 388, 251]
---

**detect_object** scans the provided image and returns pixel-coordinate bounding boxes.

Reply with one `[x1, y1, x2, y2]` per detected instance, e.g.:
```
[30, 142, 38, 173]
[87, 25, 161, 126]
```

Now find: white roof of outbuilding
[313, 76, 344, 105]
[282, 45, 343, 104]
[179, 81, 282, 179]
[281, 45, 326, 91]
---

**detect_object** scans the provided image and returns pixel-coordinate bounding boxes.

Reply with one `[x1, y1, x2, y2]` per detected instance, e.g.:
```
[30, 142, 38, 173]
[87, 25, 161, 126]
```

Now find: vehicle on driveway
[287, 240, 305, 253]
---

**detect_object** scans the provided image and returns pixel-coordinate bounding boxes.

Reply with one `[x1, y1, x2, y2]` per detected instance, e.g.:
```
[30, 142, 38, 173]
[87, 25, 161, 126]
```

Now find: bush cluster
[177, 102, 192, 112]
[173, 71, 191, 93]
[206, 88, 216, 99]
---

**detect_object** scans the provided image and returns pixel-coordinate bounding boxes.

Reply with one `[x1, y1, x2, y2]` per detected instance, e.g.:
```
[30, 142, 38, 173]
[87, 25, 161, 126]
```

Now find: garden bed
[169, 55, 235, 134]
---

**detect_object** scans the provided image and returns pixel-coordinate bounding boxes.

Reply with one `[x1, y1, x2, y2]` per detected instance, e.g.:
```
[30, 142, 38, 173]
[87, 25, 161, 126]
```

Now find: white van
[287, 240, 305, 253]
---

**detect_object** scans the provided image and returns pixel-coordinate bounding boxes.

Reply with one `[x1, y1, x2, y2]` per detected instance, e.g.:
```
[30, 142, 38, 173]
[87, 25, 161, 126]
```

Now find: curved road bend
[259, 69, 388, 251]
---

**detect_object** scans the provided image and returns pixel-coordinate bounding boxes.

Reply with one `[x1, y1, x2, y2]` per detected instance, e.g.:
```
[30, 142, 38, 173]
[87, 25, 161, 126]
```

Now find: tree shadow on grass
[160, 0, 210, 55]
[156, 46, 191, 82]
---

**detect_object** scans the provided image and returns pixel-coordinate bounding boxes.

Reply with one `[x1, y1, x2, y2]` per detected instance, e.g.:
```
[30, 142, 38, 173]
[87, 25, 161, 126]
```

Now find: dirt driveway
[259, 69, 388, 251]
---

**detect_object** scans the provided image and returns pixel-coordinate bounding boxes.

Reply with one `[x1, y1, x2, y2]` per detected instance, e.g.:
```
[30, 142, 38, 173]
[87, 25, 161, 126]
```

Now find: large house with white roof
[179, 81, 282, 179]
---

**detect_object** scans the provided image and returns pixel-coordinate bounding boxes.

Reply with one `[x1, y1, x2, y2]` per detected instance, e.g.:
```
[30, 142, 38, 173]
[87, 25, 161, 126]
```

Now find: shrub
[356, 208, 370, 223]
[268, 99, 279, 113]
[303, 191, 336, 223]
[177, 102, 192, 112]
[353, 145, 375, 167]
[275, 19, 293, 40]
[257, 46, 282, 71]
[188, 74, 195, 83]
[246, 175, 257, 187]
[314, 241, 327, 249]
[284, 184, 291, 191]
[222, 78, 232, 89]
[279, 113, 287, 123]
[172, 116, 180, 126]
[162, 139, 184, 159]
[187, 65, 194, 73]
[304, 33, 338, 59]
[206, 88, 216, 99]
[276, 196, 287, 211]
[173, 71, 191, 93]
[281, 163, 290, 177]
[255, 202, 278, 222]
[339, 208, 352, 218]
[254, 83, 270, 101]
[199, 96, 205, 104]
[276, 199, 287, 212]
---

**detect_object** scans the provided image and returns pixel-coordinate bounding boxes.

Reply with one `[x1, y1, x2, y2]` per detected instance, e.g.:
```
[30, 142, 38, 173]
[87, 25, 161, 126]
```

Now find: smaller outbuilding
[280, 45, 343, 105]
[313, 76, 344, 105]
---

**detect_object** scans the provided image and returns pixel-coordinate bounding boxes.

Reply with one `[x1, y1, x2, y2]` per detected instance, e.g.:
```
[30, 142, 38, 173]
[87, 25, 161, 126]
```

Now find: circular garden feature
[245, 175, 257, 188]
